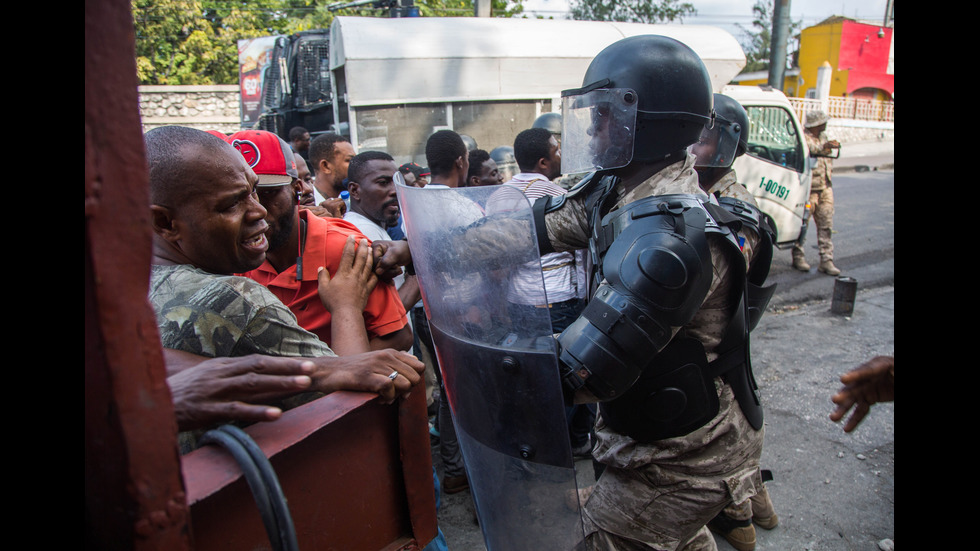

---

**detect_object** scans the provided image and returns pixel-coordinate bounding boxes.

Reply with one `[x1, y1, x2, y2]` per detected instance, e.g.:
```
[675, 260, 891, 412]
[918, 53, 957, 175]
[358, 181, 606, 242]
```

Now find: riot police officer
[535, 35, 769, 550]
[694, 93, 773, 276]
[390, 34, 773, 551]
[693, 93, 780, 551]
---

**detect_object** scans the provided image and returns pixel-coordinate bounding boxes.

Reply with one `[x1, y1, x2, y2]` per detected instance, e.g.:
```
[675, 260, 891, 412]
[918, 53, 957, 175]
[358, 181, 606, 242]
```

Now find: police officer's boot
[791, 251, 810, 271]
[750, 485, 779, 530]
[818, 258, 841, 276]
[708, 511, 756, 551]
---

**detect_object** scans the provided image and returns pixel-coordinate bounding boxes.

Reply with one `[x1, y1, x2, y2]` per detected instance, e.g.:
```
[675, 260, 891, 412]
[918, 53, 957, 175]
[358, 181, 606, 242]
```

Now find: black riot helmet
[561, 35, 714, 174]
[460, 133, 478, 152]
[689, 93, 749, 168]
[532, 112, 562, 137]
[713, 93, 750, 158]
[490, 145, 518, 182]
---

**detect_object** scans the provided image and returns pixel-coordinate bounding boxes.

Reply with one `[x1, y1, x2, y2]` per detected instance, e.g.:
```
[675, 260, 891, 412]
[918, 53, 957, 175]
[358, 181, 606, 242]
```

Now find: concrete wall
[138, 85, 242, 135]
[826, 120, 894, 143]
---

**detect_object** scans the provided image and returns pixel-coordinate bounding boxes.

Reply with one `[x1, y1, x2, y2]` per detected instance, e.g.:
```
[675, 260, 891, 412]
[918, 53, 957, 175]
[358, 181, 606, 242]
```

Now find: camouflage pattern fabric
[707, 170, 761, 271]
[149, 263, 333, 452]
[149, 264, 336, 359]
[543, 154, 765, 550]
[710, 170, 774, 527]
[794, 132, 837, 262]
[806, 131, 834, 191]
[792, 187, 836, 263]
[542, 152, 707, 253]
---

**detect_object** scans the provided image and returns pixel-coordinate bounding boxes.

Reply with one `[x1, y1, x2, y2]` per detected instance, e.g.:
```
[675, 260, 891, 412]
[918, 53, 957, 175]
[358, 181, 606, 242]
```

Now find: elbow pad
[557, 195, 715, 401]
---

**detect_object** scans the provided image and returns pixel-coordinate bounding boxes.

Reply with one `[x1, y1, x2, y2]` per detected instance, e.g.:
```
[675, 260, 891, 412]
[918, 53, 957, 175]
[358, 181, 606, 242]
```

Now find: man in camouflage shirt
[144, 125, 423, 453]
[792, 110, 842, 275]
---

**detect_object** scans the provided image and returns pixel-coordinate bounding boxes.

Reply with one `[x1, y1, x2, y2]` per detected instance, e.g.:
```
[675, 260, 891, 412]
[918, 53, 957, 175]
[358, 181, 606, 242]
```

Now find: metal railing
[789, 97, 894, 124]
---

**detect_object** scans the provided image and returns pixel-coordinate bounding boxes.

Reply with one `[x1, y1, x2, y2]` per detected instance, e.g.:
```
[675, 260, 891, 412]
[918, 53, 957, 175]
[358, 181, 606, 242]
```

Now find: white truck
[723, 84, 812, 247]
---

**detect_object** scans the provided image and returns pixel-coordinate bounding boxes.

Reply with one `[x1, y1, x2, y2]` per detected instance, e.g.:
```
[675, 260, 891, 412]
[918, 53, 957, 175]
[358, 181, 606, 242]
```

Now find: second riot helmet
[531, 112, 562, 137]
[689, 93, 749, 168]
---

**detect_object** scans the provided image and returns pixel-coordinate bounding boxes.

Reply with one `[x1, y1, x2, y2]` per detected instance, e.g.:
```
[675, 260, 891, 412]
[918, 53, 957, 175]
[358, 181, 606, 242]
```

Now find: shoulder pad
[564, 171, 600, 198]
[545, 171, 603, 213]
[716, 196, 776, 242]
[701, 198, 743, 234]
[716, 196, 762, 225]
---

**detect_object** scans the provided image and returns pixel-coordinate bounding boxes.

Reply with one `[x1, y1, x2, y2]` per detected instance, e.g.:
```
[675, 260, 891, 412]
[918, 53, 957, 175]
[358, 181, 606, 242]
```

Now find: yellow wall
[797, 21, 846, 98]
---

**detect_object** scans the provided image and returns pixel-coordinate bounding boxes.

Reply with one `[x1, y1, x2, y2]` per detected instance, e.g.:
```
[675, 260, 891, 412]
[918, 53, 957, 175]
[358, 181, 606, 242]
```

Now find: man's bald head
[144, 125, 234, 207]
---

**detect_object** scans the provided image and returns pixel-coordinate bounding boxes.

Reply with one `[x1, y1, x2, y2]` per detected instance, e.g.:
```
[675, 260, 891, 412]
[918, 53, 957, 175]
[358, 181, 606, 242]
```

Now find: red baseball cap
[399, 162, 430, 178]
[225, 130, 298, 187]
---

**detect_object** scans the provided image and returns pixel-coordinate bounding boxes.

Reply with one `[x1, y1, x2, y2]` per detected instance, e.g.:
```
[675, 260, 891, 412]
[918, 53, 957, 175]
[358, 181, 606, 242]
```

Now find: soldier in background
[792, 110, 841, 275]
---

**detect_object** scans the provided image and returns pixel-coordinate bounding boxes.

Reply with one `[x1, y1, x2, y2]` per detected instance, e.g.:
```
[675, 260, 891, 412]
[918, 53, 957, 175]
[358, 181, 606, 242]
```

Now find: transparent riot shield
[397, 183, 585, 551]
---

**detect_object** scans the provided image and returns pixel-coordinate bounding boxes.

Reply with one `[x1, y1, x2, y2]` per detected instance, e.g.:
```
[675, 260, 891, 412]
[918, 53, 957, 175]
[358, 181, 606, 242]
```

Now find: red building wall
[838, 21, 894, 97]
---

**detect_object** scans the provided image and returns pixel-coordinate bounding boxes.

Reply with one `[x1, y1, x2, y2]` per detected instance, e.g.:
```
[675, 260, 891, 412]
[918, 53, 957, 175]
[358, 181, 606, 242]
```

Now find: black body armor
[539, 174, 773, 441]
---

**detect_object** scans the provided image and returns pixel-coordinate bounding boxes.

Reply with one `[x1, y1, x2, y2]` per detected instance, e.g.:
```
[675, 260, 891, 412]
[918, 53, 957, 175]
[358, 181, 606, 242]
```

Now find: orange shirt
[240, 210, 407, 347]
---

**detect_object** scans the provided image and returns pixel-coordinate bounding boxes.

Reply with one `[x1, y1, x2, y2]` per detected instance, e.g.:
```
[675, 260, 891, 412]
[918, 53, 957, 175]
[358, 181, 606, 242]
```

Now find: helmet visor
[688, 117, 742, 168]
[560, 87, 638, 174]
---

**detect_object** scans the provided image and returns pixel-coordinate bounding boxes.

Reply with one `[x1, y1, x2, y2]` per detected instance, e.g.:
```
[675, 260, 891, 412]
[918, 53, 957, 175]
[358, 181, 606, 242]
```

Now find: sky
[519, 0, 890, 46]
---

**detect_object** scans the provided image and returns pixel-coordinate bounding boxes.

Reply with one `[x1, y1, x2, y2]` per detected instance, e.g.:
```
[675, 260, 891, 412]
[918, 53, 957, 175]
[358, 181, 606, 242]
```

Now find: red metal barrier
[183, 390, 437, 550]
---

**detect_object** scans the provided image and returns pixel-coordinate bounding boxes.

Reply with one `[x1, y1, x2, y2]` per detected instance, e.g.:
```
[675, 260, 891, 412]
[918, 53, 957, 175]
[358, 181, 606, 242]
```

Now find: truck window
[744, 105, 805, 173]
[453, 100, 548, 154]
[354, 103, 450, 164]
[352, 100, 549, 166]
[295, 39, 331, 108]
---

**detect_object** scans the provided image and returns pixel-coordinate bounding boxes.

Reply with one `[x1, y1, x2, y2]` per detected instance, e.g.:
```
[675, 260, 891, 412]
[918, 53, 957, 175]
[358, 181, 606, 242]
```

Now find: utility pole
[391, 0, 418, 17]
[768, 0, 791, 92]
[883, 0, 894, 27]
[475, 0, 491, 17]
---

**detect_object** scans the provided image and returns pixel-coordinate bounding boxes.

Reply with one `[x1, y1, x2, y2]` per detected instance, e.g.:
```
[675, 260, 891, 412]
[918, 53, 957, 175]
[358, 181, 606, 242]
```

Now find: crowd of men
[142, 33, 889, 551]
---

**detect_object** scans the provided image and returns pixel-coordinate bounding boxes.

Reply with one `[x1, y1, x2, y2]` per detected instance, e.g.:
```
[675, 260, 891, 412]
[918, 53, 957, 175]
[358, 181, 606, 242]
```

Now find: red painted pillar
[85, 0, 191, 548]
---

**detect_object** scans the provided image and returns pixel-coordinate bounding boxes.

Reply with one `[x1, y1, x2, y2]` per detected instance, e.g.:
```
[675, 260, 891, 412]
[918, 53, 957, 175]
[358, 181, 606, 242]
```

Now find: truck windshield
[744, 106, 805, 173]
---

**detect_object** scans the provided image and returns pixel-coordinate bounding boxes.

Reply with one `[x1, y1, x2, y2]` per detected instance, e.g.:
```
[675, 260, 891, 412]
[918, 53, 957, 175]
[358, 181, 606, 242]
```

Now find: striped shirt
[501, 173, 588, 306]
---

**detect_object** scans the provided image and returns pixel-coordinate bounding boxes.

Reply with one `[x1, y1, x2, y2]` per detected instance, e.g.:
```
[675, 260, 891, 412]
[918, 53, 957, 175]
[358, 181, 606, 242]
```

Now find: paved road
[430, 144, 895, 550]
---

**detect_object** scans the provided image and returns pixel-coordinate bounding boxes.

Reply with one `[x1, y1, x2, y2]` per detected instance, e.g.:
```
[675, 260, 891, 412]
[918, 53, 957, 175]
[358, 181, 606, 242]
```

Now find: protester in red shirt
[225, 129, 412, 354]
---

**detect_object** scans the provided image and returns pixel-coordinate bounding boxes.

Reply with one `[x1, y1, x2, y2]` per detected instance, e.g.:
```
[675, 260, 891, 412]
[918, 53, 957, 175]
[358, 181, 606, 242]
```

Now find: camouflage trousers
[792, 186, 835, 262]
[582, 380, 765, 551]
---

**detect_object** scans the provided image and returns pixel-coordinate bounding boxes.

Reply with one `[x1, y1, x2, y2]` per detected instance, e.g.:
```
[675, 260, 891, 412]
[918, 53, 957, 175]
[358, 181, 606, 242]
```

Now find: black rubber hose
[216, 425, 299, 551]
[199, 428, 284, 551]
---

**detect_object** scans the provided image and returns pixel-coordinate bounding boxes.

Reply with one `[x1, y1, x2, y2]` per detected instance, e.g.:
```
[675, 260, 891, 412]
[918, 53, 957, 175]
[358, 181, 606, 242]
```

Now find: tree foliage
[133, 0, 307, 84]
[568, 0, 695, 24]
[736, 0, 802, 73]
[133, 0, 525, 85]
